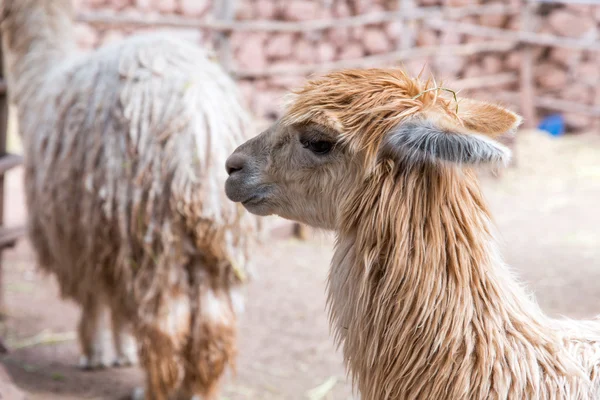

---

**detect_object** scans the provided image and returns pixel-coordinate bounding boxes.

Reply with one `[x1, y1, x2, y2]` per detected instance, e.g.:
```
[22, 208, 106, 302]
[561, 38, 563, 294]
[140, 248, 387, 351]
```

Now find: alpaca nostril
[225, 153, 248, 176]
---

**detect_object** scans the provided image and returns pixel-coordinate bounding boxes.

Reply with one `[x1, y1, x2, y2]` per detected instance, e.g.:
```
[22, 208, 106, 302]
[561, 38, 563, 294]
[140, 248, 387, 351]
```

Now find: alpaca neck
[1, 0, 76, 107]
[330, 162, 571, 399]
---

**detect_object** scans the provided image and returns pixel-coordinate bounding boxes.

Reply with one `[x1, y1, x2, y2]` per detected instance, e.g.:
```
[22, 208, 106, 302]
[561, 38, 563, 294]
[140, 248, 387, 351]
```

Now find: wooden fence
[78, 0, 600, 131]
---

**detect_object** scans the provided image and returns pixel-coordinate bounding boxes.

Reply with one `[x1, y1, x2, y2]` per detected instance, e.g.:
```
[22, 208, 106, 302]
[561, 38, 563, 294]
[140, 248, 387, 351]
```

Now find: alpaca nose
[225, 153, 248, 175]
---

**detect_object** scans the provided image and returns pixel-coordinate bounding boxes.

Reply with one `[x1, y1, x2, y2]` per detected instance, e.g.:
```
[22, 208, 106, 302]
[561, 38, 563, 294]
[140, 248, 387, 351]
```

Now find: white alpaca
[1, 1, 258, 399]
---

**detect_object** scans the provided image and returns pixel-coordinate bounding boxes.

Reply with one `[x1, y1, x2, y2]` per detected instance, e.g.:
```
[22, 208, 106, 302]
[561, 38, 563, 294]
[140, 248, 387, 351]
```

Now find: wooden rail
[425, 19, 600, 52]
[499, 92, 600, 117]
[451, 73, 518, 91]
[233, 41, 516, 78]
[77, 3, 519, 32]
[535, 0, 600, 4]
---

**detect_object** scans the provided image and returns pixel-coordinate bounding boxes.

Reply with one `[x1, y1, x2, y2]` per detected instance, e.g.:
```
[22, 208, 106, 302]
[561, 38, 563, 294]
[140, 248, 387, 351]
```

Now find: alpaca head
[225, 68, 522, 229]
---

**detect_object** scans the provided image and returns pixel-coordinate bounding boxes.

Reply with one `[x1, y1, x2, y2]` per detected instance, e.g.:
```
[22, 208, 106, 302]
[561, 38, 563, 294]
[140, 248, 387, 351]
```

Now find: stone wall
[76, 0, 600, 132]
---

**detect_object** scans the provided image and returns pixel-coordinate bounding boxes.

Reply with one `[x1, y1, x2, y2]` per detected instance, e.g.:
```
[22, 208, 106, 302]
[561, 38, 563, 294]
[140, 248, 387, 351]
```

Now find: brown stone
[445, 0, 475, 6]
[255, 0, 277, 18]
[385, 21, 403, 40]
[134, 0, 150, 10]
[439, 30, 462, 46]
[107, 0, 130, 8]
[180, 0, 210, 17]
[237, 81, 255, 108]
[578, 62, 600, 85]
[595, 6, 600, 23]
[506, 16, 520, 31]
[482, 55, 503, 74]
[433, 55, 465, 79]
[549, 47, 584, 68]
[348, 0, 370, 14]
[363, 28, 390, 54]
[317, 4, 333, 19]
[236, 33, 267, 71]
[333, 1, 351, 18]
[265, 34, 294, 59]
[328, 28, 350, 47]
[230, 32, 246, 53]
[284, 0, 320, 21]
[295, 39, 316, 64]
[317, 42, 336, 62]
[416, 29, 437, 47]
[255, 79, 269, 90]
[504, 52, 521, 70]
[561, 82, 593, 104]
[564, 112, 592, 131]
[479, 13, 507, 28]
[464, 34, 487, 45]
[566, 5, 593, 15]
[270, 72, 306, 89]
[85, 0, 107, 7]
[547, 9, 596, 38]
[462, 64, 484, 79]
[235, 1, 254, 20]
[351, 26, 366, 41]
[338, 43, 364, 60]
[152, 0, 176, 13]
[403, 59, 430, 77]
[120, 6, 143, 18]
[366, 3, 386, 13]
[533, 46, 547, 63]
[535, 63, 568, 90]
[254, 90, 285, 120]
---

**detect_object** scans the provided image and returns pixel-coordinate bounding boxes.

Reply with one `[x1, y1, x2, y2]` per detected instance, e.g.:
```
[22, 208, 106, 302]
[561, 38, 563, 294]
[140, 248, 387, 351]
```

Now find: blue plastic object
[537, 114, 565, 137]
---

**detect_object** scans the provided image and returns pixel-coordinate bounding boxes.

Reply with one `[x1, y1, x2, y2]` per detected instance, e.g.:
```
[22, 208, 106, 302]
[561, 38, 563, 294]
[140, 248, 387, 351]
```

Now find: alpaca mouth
[242, 196, 265, 206]
[240, 193, 273, 216]
[225, 178, 274, 216]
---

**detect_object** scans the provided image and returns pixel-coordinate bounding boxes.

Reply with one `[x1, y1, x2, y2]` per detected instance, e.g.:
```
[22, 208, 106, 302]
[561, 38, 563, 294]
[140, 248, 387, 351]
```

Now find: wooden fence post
[400, 0, 416, 50]
[213, 0, 236, 72]
[511, 0, 537, 168]
[519, 0, 537, 130]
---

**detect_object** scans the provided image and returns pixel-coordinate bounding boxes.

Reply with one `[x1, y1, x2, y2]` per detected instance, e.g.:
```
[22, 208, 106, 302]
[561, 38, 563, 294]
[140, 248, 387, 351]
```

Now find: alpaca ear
[383, 100, 522, 165]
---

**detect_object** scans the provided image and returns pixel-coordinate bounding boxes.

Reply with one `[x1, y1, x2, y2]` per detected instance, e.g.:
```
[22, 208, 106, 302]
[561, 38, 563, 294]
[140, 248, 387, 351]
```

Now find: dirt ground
[1, 129, 600, 400]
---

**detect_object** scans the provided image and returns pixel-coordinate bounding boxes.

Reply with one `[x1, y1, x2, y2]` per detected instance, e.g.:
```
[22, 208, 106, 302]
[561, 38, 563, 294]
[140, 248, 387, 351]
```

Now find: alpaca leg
[176, 289, 237, 400]
[134, 328, 186, 400]
[111, 311, 139, 367]
[133, 294, 191, 400]
[78, 299, 113, 369]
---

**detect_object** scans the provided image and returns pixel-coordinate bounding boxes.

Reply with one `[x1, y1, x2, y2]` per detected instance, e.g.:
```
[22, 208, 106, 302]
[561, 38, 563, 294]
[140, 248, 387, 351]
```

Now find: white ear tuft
[383, 119, 511, 166]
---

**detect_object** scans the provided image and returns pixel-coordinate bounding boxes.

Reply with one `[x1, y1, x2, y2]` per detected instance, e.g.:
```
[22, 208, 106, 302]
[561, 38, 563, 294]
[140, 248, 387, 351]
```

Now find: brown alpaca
[225, 68, 600, 399]
[1, 1, 258, 399]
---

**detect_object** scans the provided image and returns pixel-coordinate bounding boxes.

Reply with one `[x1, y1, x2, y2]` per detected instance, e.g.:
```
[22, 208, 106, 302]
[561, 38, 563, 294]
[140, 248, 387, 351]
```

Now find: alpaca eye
[303, 140, 333, 155]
